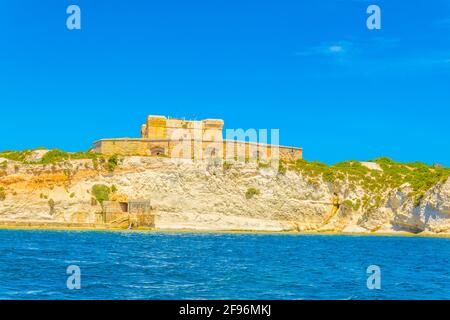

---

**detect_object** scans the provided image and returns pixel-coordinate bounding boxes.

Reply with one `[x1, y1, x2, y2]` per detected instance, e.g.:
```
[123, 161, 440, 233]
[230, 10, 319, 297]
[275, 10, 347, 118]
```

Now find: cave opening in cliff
[119, 202, 128, 213]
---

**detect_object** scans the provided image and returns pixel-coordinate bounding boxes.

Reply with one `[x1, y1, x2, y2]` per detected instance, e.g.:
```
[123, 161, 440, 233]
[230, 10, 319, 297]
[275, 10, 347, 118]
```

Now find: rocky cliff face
[0, 155, 449, 234]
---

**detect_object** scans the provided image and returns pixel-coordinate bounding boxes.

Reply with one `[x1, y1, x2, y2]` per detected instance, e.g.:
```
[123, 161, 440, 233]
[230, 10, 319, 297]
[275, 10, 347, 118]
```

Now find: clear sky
[1, 0, 449, 165]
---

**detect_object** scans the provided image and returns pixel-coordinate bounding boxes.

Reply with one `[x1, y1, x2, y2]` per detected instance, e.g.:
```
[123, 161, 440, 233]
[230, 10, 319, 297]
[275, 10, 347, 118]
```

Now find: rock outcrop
[0, 156, 449, 235]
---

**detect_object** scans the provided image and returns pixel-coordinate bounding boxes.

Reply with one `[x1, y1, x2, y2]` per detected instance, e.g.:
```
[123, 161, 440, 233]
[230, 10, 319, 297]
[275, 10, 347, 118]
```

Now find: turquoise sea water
[0, 229, 449, 300]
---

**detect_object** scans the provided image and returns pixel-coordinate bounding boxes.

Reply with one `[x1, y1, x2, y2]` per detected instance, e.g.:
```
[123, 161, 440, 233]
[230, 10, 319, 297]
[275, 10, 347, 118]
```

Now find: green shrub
[245, 187, 260, 199]
[91, 184, 111, 204]
[107, 155, 119, 172]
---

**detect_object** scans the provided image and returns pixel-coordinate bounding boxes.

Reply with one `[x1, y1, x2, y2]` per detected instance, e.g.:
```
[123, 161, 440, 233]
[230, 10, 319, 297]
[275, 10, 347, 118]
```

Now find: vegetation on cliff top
[0, 149, 100, 164]
[0, 149, 122, 173]
[283, 157, 450, 209]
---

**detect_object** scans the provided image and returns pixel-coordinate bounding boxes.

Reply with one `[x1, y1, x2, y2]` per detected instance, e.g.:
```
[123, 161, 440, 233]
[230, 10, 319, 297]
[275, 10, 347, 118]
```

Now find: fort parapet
[93, 115, 302, 162]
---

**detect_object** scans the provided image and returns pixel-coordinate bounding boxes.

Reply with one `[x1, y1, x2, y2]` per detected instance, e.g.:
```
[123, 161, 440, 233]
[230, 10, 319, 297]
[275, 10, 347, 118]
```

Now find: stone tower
[141, 115, 224, 142]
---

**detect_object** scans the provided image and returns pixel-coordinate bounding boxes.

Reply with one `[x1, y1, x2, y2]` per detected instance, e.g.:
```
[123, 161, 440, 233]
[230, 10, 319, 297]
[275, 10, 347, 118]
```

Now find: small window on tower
[151, 147, 165, 156]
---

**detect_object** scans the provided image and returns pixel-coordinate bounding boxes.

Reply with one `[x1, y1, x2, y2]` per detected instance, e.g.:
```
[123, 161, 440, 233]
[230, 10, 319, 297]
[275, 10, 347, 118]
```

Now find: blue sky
[1, 0, 449, 165]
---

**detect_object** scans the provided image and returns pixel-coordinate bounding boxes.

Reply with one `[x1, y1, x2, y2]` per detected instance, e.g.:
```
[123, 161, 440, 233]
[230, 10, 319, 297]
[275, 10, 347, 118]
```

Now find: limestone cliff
[0, 153, 449, 235]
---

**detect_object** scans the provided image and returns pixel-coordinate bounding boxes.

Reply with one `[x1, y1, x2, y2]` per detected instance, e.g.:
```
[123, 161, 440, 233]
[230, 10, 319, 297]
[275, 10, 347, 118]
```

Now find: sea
[0, 229, 449, 300]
